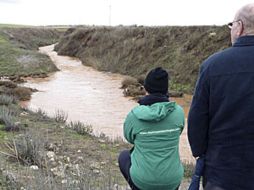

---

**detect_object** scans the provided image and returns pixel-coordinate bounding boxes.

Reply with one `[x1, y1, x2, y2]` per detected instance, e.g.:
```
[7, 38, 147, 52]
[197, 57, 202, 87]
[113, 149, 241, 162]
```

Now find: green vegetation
[0, 25, 207, 189]
[56, 26, 231, 93]
[0, 99, 131, 189]
[0, 26, 61, 77]
[0, 93, 191, 189]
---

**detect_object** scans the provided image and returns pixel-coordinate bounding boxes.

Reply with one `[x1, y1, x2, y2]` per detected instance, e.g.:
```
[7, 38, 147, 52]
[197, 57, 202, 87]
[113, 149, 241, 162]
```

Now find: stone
[30, 165, 39, 170]
[20, 112, 29, 116]
[92, 169, 100, 174]
[98, 139, 106, 143]
[47, 151, 55, 159]
[90, 162, 100, 170]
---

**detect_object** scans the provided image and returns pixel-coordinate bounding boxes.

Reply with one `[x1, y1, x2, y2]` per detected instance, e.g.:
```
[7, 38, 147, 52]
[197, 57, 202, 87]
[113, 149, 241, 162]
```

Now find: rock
[90, 162, 100, 170]
[61, 179, 67, 184]
[100, 161, 106, 165]
[123, 84, 146, 97]
[20, 112, 29, 116]
[49, 158, 55, 162]
[114, 144, 120, 147]
[98, 139, 106, 143]
[47, 151, 56, 159]
[30, 165, 39, 170]
[209, 32, 217, 37]
[113, 184, 119, 190]
[50, 167, 65, 178]
[14, 122, 21, 126]
[92, 169, 100, 174]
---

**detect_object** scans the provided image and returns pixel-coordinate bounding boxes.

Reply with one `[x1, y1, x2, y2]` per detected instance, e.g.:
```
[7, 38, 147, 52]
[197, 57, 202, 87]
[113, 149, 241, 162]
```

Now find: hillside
[55, 26, 231, 93]
[0, 26, 62, 77]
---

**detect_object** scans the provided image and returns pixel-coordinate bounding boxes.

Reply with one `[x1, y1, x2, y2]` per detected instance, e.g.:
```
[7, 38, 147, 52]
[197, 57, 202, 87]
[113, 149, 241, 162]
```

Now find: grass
[0, 98, 193, 189]
[54, 109, 68, 123]
[0, 94, 17, 106]
[0, 98, 132, 189]
[67, 121, 93, 136]
[56, 25, 231, 93]
[0, 27, 61, 77]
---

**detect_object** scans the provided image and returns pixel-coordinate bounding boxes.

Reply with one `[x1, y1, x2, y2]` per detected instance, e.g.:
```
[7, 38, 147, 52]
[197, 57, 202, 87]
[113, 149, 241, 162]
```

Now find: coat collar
[233, 35, 254, 47]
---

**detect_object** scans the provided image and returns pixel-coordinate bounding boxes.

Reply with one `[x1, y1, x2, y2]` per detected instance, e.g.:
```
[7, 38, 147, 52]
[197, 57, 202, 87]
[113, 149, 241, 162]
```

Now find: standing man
[188, 4, 254, 190]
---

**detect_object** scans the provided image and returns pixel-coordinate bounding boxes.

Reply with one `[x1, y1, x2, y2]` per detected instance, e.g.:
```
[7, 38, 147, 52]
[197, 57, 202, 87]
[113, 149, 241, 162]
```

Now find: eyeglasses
[227, 20, 242, 29]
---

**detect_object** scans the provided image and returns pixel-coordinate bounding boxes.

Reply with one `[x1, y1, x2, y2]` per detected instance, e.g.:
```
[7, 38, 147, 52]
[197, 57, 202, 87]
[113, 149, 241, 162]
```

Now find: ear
[237, 20, 244, 36]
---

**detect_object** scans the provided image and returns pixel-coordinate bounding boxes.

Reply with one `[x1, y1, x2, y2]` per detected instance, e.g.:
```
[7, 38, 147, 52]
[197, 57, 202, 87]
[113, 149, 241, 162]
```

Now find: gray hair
[236, 4, 254, 35]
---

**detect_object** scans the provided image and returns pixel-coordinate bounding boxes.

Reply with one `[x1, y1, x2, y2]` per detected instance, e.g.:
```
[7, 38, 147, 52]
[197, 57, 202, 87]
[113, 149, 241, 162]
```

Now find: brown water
[23, 45, 195, 163]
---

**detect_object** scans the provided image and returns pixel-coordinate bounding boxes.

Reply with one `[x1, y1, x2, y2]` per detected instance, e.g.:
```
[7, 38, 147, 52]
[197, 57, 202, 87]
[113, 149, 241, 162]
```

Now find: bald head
[235, 4, 254, 35]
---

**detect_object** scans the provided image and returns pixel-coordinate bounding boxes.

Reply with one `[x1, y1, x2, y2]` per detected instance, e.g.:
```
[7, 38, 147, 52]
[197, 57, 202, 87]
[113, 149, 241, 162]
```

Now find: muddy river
[23, 45, 194, 163]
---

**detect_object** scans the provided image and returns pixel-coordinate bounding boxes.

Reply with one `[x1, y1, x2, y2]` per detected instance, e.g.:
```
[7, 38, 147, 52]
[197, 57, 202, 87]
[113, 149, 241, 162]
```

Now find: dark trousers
[204, 182, 225, 190]
[118, 150, 180, 190]
[118, 150, 140, 190]
[203, 176, 225, 190]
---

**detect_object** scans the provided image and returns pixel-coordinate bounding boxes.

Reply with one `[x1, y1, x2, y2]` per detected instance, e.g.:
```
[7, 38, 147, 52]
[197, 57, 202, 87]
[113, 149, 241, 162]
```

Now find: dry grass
[67, 121, 93, 135]
[54, 109, 68, 123]
[56, 26, 231, 93]
[9, 87, 32, 101]
[0, 94, 17, 106]
[0, 106, 20, 131]
[120, 76, 139, 89]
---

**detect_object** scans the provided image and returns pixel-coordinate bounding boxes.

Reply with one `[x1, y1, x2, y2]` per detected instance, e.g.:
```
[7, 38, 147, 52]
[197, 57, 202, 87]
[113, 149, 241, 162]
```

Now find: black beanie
[144, 67, 169, 94]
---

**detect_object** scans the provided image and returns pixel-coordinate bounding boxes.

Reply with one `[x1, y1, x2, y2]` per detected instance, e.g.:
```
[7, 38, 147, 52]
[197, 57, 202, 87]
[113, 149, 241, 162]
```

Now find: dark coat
[188, 36, 254, 190]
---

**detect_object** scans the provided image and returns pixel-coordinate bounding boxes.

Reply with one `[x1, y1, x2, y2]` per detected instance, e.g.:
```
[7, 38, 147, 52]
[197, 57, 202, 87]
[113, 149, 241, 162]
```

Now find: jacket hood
[132, 102, 176, 122]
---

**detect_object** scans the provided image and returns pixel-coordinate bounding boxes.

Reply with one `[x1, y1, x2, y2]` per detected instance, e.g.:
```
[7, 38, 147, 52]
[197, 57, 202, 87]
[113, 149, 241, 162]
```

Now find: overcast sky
[0, 0, 253, 26]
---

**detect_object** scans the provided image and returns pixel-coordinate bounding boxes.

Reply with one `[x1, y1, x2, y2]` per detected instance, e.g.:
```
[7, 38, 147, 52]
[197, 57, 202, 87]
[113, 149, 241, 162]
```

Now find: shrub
[183, 162, 195, 178]
[0, 106, 20, 131]
[9, 87, 32, 101]
[137, 75, 146, 86]
[121, 76, 139, 89]
[54, 109, 68, 123]
[35, 108, 51, 122]
[0, 95, 17, 106]
[0, 129, 46, 167]
[68, 121, 93, 135]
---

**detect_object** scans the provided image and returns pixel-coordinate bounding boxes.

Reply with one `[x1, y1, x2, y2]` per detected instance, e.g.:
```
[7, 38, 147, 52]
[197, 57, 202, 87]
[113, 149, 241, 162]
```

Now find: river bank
[22, 44, 195, 163]
[0, 90, 193, 189]
[0, 26, 198, 189]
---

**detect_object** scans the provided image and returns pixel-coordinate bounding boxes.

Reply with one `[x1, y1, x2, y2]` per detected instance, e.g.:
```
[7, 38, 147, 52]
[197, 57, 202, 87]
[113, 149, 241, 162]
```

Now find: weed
[183, 162, 195, 178]
[56, 26, 230, 93]
[35, 108, 51, 122]
[54, 109, 68, 123]
[10, 87, 32, 101]
[0, 106, 20, 131]
[0, 94, 17, 106]
[120, 76, 139, 89]
[0, 129, 46, 167]
[68, 121, 93, 135]
[137, 75, 146, 86]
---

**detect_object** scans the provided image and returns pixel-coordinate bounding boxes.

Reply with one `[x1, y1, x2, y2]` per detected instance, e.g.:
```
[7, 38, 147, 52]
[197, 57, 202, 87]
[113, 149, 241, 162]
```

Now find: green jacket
[124, 102, 185, 190]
